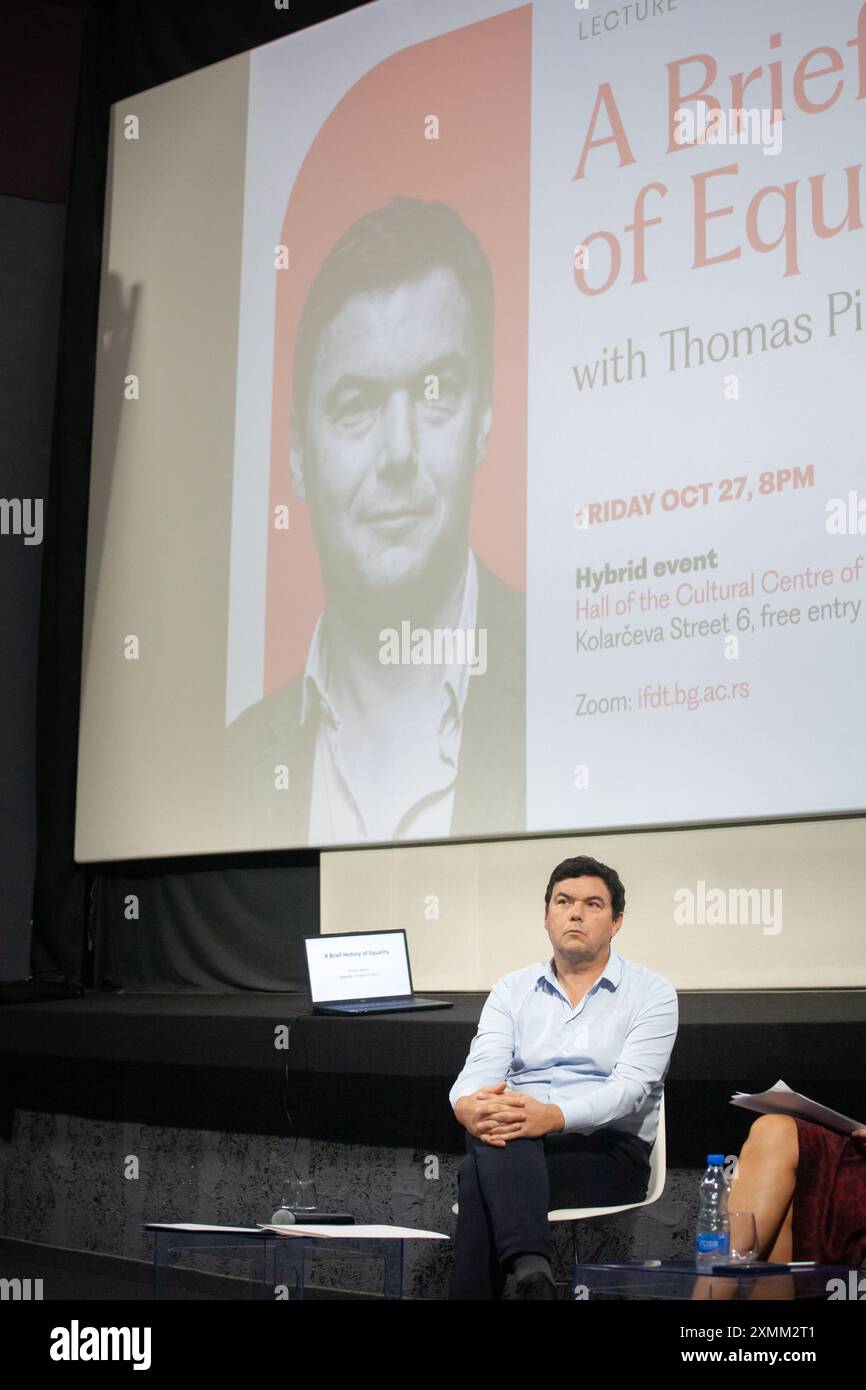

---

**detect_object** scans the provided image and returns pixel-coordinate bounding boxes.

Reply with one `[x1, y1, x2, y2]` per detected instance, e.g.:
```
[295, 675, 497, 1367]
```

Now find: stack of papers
[145, 1224, 263, 1233]
[144, 1222, 448, 1240]
[257, 1224, 448, 1240]
[730, 1079, 864, 1134]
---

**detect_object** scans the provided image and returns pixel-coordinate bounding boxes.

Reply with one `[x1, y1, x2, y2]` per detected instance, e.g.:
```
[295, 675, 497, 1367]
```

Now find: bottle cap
[707, 1154, 725, 1165]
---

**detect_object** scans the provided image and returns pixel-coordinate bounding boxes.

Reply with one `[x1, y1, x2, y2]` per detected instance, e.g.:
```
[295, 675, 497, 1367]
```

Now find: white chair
[452, 1094, 667, 1265]
[548, 1093, 667, 1222]
[546, 1093, 666, 1275]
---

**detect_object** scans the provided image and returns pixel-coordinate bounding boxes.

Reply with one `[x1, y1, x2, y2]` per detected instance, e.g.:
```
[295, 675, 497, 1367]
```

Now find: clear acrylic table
[570, 1259, 859, 1301]
[146, 1225, 404, 1300]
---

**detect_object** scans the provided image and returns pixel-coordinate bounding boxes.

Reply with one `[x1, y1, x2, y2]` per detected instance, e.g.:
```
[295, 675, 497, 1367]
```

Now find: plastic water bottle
[695, 1154, 730, 1270]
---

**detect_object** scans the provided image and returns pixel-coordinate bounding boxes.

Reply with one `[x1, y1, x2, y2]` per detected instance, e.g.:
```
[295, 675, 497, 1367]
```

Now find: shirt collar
[300, 610, 331, 727]
[537, 942, 623, 996]
[300, 548, 479, 729]
[442, 546, 478, 720]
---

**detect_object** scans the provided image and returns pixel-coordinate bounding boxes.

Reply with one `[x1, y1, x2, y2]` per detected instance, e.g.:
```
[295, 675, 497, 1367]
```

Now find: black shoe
[502, 1271, 557, 1300]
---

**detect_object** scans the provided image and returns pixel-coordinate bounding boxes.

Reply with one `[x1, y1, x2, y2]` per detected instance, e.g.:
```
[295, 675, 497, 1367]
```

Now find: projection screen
[76, 0, 866, 860]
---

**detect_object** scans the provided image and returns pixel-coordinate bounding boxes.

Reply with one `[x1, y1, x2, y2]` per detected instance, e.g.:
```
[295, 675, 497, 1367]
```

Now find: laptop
[304, 930, 453, 1015]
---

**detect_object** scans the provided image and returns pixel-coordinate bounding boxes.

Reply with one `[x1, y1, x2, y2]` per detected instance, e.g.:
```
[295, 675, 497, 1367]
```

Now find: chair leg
[565, 1222, 584, 1301]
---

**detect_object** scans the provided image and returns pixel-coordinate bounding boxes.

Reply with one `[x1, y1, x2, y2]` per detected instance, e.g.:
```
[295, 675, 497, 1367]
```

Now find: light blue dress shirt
[449, 944, 678, 1145]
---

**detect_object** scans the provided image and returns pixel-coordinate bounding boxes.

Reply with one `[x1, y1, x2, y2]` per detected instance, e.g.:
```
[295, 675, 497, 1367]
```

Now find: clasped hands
[456, 1080, 565, 1147]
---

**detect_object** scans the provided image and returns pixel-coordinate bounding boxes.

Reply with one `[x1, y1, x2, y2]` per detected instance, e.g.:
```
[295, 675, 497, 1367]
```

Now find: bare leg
[747, 1194, 795, 1300]
[766, 1194, 794, 1263]
[729, 1114, 798, 1259]
[692, 1115, 798, 1300]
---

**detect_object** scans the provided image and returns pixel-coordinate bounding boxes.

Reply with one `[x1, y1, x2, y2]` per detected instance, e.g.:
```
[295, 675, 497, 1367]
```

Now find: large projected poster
[76, 0, 866, 860]
[224, 4, 530, 848]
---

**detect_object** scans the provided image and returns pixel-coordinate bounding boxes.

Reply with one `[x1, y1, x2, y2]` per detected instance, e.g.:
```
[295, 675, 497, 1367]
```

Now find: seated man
[449, 854, 678, 1299]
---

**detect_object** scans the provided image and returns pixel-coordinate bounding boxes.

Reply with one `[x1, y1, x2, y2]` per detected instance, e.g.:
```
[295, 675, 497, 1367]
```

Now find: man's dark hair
[291, 196, 494, 432]
[544, 855, 626, 920]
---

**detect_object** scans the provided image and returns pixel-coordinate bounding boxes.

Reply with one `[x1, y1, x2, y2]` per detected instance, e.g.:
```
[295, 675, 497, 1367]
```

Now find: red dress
[792, 1118, 866, 1265]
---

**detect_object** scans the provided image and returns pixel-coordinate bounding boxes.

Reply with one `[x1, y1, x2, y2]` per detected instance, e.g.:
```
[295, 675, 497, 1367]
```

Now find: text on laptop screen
[306, 932, 412, 1002]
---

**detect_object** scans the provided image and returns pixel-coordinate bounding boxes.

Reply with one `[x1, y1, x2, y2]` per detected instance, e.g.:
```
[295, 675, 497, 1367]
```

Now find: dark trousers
[450, 1128, 652, 1299]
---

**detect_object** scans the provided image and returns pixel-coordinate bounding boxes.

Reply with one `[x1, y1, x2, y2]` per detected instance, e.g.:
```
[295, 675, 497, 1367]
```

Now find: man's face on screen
[544, 876, 622, 965]
[293, 266, 490, 598]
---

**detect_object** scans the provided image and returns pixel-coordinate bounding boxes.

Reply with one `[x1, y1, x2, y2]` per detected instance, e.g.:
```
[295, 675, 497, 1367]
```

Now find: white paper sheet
[145, 1223, 263, 1233]
[730, 1079, 865, 1133]
[257, 1223, 449, 1240]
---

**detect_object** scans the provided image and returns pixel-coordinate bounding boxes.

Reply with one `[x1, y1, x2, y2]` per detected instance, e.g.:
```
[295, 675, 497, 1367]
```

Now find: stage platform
[1, 989, 864, 1160]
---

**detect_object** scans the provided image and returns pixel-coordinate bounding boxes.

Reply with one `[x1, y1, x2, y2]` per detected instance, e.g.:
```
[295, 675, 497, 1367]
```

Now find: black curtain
[91, 852, 320, 992]
[32, 0, 366, 991]
[0, 194, 66, 983]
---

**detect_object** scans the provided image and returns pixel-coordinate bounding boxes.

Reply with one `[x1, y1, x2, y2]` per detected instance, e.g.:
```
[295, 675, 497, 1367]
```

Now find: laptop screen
[305, 931, 412, 1003]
